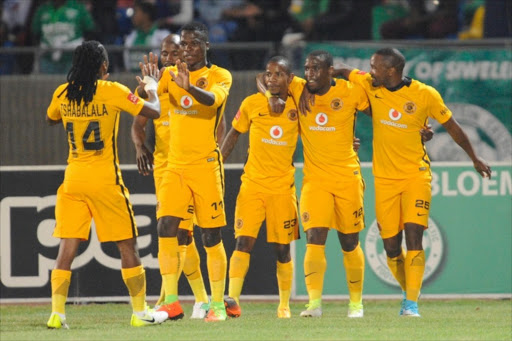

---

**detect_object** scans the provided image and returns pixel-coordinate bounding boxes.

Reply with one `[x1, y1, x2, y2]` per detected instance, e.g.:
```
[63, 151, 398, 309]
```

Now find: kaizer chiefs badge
[302, 212, 310, 223]
[236, 219, 244, 229]
[287, 109, 298, 121]
[404, 101, 416, 114]
[196, 77, 208, 89]
[330, 98, 343, 110]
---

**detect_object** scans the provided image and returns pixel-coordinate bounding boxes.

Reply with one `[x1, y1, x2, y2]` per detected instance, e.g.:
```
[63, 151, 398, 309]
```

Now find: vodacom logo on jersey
[261, 125, 287, 146]
[309, 112, 335, 131]
[180, 95, 193, 108]
[388, 108, 402, 121]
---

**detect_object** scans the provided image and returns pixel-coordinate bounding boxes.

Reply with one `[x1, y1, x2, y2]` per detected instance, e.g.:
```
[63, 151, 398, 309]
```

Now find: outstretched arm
[220, 127, 241, 161]
[332, 62, 355, 80]
[131, 115, 154, 176]
[217, 114, 227, 147]
[442, 117, 492, 178]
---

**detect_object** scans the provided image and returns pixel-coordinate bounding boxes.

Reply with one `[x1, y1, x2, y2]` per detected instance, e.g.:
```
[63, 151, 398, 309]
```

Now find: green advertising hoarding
[293, 163, 512, 297]
[298, 44, 512, 164]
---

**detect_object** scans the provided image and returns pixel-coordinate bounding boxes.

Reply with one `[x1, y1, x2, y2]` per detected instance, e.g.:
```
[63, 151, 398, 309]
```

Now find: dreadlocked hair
[65, 40, 105, 106]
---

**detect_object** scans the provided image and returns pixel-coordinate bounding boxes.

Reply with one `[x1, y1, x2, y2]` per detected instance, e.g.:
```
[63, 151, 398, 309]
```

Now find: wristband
[143, 76, 158, 92]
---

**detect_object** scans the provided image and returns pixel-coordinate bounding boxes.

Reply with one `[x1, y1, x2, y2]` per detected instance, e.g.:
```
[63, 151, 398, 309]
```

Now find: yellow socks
[387, 249, 406, 291]
[183, 239, 208, 303]
[158, 237, 181, 303]
[228, 250, 250, 304]
[276, 260, 293, 309]
[405, 250, 425, 302]
[51, 269, 71, 315]
[204, 241, 227, 303]
[121, 265, 146, 312]
[304, 244, 326, 302]
[342, 243, 364, 304]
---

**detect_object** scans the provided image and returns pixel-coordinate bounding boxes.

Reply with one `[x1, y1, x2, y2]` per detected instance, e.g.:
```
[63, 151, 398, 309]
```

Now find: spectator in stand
[31, 0, 96, 74]
[124, 0, 170, 72]
[380, 0, 460, 39]
[155, 0, 194, 33]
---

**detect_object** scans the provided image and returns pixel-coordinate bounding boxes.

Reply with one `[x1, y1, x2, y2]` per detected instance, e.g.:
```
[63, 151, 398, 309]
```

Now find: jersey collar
[386, 76, 412, 92]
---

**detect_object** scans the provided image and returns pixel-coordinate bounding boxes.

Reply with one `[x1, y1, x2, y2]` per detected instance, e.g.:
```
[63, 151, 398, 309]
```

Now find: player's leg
[227, 236, 256, 317]
[401, 174, 431, 317]
[117, 237, 167, 326]
[334, 177, 366, 317]
[191, 162, 228, 322]
[91, 183, 167, 326]
[155, 168, 194, 320]
[47, 184, 92, 329]
[299, 182, 333, 317]
[266, 190, 298, 318]
[375, 177, 407, 313]
[153, 175, 166, 309]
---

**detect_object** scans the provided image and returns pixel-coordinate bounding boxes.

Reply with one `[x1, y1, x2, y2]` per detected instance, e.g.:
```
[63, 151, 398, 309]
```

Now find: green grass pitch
[1, 299, 510, 340]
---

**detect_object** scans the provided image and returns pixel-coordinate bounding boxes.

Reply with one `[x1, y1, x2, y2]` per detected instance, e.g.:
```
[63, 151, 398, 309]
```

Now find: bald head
[161, 34, 181, 67]
[162, 33, 180, 47]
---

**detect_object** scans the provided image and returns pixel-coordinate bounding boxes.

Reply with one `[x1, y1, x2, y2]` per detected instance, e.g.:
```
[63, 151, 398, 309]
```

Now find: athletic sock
[183, 238, 209, 303]
[276, 260, 293, 309]
[51, 269, 71, 315]
[304, 244, 326, 303]
[405, 250, 425, 302]
[228, 250, 250, 304]
[342, 242, 365, 304]
[204, 241, 227, 303]
[158, 237, 180, 303]
[387, 249, 406, 291]
[121, 265, 146, 312]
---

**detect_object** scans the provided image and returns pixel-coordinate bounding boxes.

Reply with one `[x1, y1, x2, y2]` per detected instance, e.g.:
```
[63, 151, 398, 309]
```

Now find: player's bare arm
[298, 83, 314, 115]
[217, 115, 227, 147]
[332, 62, 355, 80]
[441, 117, 492, 178]
[256, 72, 286, 113]
[220, 127, 241, 161]
[170, 59, 215, 106]
[420, 124, 434, 142]
[131, 115, 154, 176]
[135, 60, 161, 118]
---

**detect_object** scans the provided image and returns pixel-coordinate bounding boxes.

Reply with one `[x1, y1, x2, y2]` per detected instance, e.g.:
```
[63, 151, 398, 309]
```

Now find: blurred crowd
[1, 0, 511, 74]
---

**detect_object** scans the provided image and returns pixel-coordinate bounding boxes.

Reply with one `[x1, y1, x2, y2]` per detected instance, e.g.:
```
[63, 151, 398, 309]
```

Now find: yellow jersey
[47, 80, 145, 184]
[349, 69, 452, 179]
[158, 64, 232, 165]
[289, 76, 369, 182]
[232, 93, 299, 194]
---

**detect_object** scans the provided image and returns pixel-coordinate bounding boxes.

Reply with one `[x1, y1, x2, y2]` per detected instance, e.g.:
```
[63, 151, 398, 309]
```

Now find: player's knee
[235, 236, 255, 253]
[338, 232, 359, 252]
[201, 227, 222, 247]
[274, 244, 291, 263]
[157, 216, 180, 237]
[177, 228, 190, 245]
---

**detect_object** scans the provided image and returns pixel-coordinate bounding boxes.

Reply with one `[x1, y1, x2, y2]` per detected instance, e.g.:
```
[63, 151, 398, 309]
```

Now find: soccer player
[131, 33, 225, 319]
[221, 56, 299, 319]
[45, 40, 168, 328]
[137, 22, 232, 322]
[327, 48, 492, 316]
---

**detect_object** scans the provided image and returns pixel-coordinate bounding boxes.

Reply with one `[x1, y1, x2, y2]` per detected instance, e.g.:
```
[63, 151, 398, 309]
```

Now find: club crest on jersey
[302, 212, 310, 223]
[236, 219, 243, 229]
[196, 77, 208, 89]
[270, 125, 283, 139]
[315, 113, 328, 126]
[287, 109, 298, 121]
[180, 95, 193, 108]
[388, 109, 402, 121]
[330, 98, 343, 111]
[404, 101, 416, 114]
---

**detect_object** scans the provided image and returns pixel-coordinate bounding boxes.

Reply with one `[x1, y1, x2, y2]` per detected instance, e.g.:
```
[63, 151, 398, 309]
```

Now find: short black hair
[267, 56, 292, 75]
[180, 21, 209, 42]
[375, 48, 405, 73]
[134, 0, 157, 21]
[307, 50, 333, 68]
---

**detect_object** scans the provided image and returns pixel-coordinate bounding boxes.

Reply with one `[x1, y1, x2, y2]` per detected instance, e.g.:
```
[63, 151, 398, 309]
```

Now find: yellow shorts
[375, 173, 432, 239]
[300, 177, 365, 234]
[234, 184, 299, 244]
[53, 181, 137, 242]
[157, 159, 226, 228]
[155, 175, 194, 231]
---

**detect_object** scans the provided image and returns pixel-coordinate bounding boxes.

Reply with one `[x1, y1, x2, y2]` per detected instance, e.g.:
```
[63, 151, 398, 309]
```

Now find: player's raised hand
[269, 97, 286, 113]
[169, 59, 190, 91]
[353, 137, 361, 153]
[473, 157, 492, 179]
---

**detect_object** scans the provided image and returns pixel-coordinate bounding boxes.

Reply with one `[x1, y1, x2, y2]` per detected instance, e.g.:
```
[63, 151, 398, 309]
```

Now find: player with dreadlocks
[45, 40, 168, 328]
